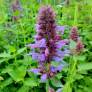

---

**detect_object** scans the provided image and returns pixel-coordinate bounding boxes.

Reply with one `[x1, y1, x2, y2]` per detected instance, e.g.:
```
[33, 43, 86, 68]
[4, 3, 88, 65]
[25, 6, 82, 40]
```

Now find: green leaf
[24, 78, 39, 87]
[17, 85, 30, 92]
[76, 55, 86, 61]
[55, 73, 62, 79]
[69, 40, 76, 49]
[78, 62, 92, 71]
[0, 78, 13, 89]
[1, 65, 26, 82]
[0, 52, 12, 58]
[17, 47, 26, 55]
[63, 82, 72, 92]
[50, 77, 63, 88]
[0, 59, 5, 64]
[0, 76, 4, 81]
[7, 65, 26, 82]
[74, 74, 84, 80]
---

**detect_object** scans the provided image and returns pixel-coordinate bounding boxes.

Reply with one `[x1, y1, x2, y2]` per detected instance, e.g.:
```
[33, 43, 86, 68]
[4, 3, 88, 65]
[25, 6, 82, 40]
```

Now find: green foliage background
[0, 0, 92, 92]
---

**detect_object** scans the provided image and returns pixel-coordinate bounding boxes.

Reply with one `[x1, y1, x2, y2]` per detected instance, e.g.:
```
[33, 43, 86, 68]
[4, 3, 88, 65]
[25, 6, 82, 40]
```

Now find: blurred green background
[0, 0, 92, 92]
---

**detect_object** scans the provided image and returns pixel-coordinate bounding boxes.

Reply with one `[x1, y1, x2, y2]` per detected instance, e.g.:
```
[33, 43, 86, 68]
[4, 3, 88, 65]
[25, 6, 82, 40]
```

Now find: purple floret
[41, 74, 47, 82]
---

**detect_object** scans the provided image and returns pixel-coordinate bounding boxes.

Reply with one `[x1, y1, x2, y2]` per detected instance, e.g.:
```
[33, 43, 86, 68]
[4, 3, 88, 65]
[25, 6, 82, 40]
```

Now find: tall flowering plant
[63, 26, 84, 92]
[27, 5, 69, 82]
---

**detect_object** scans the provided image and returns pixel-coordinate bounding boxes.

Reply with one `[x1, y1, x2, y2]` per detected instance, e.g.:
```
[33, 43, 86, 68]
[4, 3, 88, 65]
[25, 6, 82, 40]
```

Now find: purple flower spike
[70, 26, 79, 42]
[41, 74, 47, 82]
[56, 26, 65, 34]
[27, 5, 70, 81]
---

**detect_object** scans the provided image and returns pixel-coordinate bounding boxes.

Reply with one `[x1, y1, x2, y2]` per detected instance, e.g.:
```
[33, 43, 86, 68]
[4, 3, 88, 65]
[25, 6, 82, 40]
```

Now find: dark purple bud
[76, 40, 84, 53]
[70, 26, 79, 42]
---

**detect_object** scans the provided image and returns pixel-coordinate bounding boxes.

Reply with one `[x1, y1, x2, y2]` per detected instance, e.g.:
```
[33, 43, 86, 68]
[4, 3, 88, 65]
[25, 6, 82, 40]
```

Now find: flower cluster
[27, 5, 69, 82]
[70, 26, 84, 54]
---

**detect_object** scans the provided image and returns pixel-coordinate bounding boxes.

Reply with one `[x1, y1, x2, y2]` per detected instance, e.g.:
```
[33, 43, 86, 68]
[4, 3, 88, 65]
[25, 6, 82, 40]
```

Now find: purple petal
[56, 88, 62, 92]
[35, 24, 41, 33]
[27, 44, 38, 48]
[56, 39, 68, 48]
[29, 52, 45, 61]
[41, 74, 47, 82]
[38, 38, 46, 48]
[64, 49, 70, 56]
[45, 48, 49, 57]
[56, 26, 65, 34]
[38, 54, 46, 61]
[35, 38, 46, 48]
[28, 52, 39, 60]
[29, 69, 40, 74]
[50, 66, 56, 72]
[52, 56, 62, 62]
[34, 34, 42, 40]
[27, 38, 46, 48]
[56, 64, 63, 72]
[56, 50, 65, 58]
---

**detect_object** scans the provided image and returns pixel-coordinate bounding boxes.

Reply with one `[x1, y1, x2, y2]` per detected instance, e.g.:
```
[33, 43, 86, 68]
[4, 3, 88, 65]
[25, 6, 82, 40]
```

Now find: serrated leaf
[77, 55, 86, 61]
[17, 85, 30, 92]
[56, 73, 62, 79]
[0, 53, 12, 58]
[0, 78, 13, 89]
[78, 62, 92, 71]
[24, 78, 39, 87]
[17, 47, 26, 55]
[75, 74, 84, 80]
[8, 65, 27, 82]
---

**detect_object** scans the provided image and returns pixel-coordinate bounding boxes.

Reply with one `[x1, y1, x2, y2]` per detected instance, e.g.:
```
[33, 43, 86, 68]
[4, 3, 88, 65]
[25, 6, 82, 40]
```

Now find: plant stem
[74, 3, 78, 26]
[63, 56, 77, 92]
[46, 79, 49, 92]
